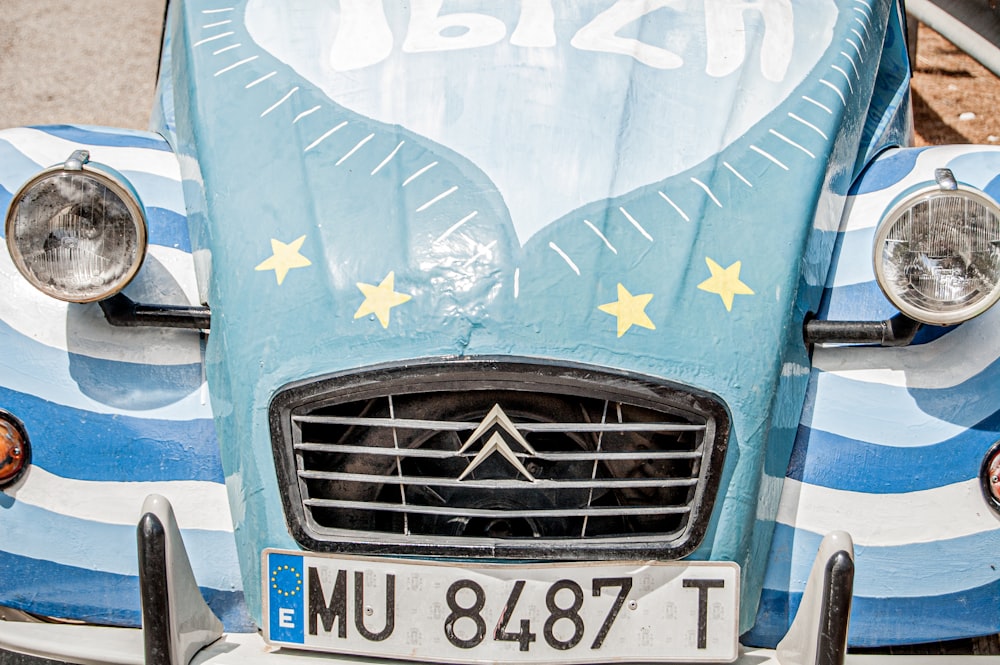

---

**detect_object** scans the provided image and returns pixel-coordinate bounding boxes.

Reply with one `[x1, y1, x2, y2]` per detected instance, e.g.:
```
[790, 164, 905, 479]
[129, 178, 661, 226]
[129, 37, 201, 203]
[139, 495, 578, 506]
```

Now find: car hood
[163, 0, 892, 631]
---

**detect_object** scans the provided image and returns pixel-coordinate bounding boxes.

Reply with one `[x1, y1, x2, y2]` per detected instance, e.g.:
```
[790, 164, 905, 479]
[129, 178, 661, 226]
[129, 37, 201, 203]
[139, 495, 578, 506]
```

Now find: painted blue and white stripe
[0, 126, 252, 632]
[749, 146, 1000, 647]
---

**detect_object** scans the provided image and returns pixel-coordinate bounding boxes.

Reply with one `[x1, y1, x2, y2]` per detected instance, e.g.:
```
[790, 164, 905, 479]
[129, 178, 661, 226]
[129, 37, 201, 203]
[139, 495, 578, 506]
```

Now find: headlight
[873, 169, 1000, 325]
[4, 150, 147, 303]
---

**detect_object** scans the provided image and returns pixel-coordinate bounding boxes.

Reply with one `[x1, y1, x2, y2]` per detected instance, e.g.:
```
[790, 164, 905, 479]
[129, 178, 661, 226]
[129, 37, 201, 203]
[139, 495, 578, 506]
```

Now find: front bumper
[0, 496, 992, 665]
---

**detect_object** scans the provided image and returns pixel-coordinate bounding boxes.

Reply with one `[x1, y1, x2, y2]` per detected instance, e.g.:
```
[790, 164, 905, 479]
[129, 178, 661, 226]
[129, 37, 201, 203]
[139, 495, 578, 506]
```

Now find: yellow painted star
[697, 257, 755, 311]
[354, 271, 412, 328]
[598, 283, 656, 338]
[254, 235, 312, 285]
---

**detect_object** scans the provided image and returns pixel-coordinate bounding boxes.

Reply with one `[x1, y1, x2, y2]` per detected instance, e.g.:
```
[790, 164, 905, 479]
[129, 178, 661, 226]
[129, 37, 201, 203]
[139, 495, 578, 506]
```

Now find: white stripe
[417, 186, 458, 212]
[619, 207, 653, 241]
[583, 219, 618, 254]
[840, 51, 860, 78]
[723, 162, 753, 187]
[4, 466, 233, 532]
[0, 247, 202, 365]
[803, 372, 969, 446]
[750, 145, 789, 170]
[0, 127, 181, 182]
[830, 65, 855, 93]
[812, 304, 1000, 389]
[403, 162, 437, 186]
[776, 478, 997, 547]
[260, 87, 298, 117]
[202, 7, 234, 13]
[292, 105, 321, 123]
[214, 55, 257, 77]
[769, 129, 816, 159]
[337, 133, 375, 166]
[658, 191, 690, 221]
[549, 242, 580, 275]
[304, 122, 348, 151]
[514, 268, 521, 299]
[854, 16, 871, 38]
[433, 211, 478, 245]
[819, 79, 847, 106]
[193, 31, 234, 47]
[846, 37, 865, 63]
[690, 177, 722, 207]
[802, 96, 833, 114]
[203, 20, 232, 29]
[788, 113, 828, 140]
[244, 71, 276, 88]
[213, 43, 241, 56]
[371, 141, 405, 175]
[850, 27, 867, 49]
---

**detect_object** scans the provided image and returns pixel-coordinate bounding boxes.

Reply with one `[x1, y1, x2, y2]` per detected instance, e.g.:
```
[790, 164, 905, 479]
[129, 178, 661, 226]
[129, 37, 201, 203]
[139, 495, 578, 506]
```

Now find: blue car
[2, 1, 999, 663]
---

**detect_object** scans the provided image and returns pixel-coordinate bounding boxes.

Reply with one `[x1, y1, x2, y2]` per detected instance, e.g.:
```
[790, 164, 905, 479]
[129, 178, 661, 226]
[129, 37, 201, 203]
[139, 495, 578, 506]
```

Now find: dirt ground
[912, 22, 1000, 145]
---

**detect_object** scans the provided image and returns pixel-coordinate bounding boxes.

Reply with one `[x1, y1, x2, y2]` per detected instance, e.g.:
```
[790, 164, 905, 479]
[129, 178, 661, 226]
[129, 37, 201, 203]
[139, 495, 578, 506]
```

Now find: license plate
[263, 550, 739, 664]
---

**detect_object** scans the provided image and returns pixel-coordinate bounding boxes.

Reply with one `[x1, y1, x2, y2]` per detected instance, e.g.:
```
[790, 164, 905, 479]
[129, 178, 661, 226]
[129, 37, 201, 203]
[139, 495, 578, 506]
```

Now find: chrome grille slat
[269, 361, 730, 560]
[293, 441, 705, 461]
[302, 499, 692, 518]
[292, 414, 706, 433]
[296, 469, 699, 490]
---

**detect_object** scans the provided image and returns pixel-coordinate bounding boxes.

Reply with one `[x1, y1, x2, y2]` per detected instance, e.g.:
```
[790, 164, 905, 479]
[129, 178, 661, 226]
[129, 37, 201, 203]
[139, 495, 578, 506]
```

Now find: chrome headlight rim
[872, 181, 1000, 326]
[4, 156, 148, 304]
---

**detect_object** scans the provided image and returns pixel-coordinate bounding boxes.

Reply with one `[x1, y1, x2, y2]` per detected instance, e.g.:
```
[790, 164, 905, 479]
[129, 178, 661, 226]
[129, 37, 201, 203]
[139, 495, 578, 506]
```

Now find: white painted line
[583, 219, 618, 254]
[819, 79, 847, 106]
[214, 56, 258, 77]
[853, 17, 870, 40]
[619, 207, 653, 242]
[770, 129, 816, 159]
[293, 105, 321, 123]
[831, 65, 855, 93]
[304, 122, 348, 151]
[461, 240, 498, 269]
[417, 185, 458, 212]
[193, 32, 234, 47]
[750, 145, 790, 170]
[789, 112, 829, 139]
[723, 162, 753, 187]
[213, 43, 241, 56]
[202, 7, 234, 13]
[260, 86, 299, 117]
[403, 162, 438, 186]
[840, 51, 860, 78]
[434, 211, 478, 245]
[337, 133, 375, 166]
[802, 96, 834, 114]
[372, 141, 405, 175]
[245, 71, 276, 88]
[691, 177, 722, 207]
[203, 20, 232, 28]
[658, 190, 690, 221]
[549, 242, 581, 275]
[853, 6, 872, 22]
[850, 28, 867, 50]
[514, 268, 521, 299]
[846, 37, 865, 63]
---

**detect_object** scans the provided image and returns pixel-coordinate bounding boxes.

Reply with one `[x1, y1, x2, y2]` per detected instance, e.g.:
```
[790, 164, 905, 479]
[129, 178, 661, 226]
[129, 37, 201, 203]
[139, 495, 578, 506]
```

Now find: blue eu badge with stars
[267, 552, 304, 643]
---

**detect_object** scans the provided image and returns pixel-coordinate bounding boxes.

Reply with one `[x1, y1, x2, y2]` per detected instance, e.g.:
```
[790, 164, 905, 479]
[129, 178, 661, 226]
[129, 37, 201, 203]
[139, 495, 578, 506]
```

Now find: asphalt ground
[0, 0, 166, 131]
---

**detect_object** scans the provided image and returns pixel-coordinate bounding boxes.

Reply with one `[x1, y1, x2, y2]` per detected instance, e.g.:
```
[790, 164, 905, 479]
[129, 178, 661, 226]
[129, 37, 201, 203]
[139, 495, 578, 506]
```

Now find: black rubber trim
[99, 293, 210, 330]
[804, 313, 921, 347]
[138, 512, 171, 665]
[816, 550, 855, 665]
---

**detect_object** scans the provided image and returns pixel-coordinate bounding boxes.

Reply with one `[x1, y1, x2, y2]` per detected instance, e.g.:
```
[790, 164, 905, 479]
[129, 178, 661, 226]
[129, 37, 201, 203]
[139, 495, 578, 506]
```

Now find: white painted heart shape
[245, 0, 837, 244]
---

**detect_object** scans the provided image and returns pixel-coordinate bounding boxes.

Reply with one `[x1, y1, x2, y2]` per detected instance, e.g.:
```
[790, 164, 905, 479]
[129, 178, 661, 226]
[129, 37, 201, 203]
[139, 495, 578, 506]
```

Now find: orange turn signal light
[0, 412, 29, 487]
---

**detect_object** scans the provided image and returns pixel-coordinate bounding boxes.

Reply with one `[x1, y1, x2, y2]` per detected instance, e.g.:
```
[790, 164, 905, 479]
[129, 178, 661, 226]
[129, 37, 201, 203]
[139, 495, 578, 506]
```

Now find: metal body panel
[0, 125, 251, 632]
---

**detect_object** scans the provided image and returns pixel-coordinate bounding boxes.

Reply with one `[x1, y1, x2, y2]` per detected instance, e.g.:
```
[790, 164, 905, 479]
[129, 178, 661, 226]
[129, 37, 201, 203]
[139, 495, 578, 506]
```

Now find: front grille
[269, 360, 729, 560]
